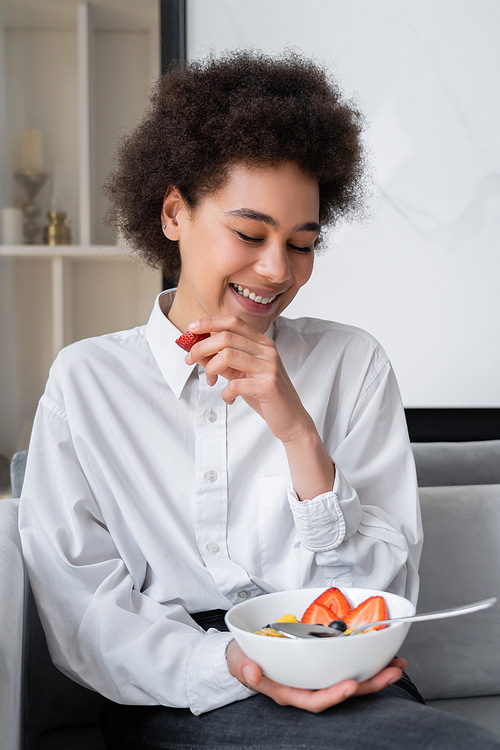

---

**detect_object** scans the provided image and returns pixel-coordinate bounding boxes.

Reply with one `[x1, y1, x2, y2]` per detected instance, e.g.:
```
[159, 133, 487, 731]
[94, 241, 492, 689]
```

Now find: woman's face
[163, 162, 320, 334]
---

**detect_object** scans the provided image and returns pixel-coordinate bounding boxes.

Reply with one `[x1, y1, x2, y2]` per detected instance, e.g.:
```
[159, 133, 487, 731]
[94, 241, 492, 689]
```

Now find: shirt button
[206, 409, 217, 422]
[237, 590, 250, 599]
[206, 470, 218, 483]
[206, 541, 219, 554]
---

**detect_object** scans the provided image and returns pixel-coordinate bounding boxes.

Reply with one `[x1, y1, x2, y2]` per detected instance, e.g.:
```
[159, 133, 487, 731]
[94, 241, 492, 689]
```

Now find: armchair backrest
[402, 442, 500, 701]
[411, 439, 500, 486]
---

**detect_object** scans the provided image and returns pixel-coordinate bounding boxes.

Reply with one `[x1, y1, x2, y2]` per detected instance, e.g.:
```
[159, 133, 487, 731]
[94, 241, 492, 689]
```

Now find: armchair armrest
[0, 498, 24, 750]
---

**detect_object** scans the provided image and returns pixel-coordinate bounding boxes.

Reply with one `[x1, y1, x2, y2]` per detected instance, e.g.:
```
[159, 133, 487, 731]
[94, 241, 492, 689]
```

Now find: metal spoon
[268, 621, 347, 639]
[270, 597, 497, 639]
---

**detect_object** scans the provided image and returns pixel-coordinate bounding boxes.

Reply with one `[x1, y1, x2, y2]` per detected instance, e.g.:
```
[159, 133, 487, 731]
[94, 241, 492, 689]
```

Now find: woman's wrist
[282, 422, 335, 502]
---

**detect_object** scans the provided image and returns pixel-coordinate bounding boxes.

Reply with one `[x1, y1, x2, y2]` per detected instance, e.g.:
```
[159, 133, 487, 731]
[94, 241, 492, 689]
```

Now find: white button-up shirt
[19, 290, 422, 715]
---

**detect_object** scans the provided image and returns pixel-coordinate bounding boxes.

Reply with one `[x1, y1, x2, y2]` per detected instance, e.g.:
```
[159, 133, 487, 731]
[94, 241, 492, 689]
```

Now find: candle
[0, 208, 24, 244]
[17, 129, 44, 172]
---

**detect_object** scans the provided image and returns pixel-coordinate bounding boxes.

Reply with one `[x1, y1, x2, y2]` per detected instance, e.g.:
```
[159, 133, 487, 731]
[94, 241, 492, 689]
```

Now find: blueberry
[328, 620, 347, 632]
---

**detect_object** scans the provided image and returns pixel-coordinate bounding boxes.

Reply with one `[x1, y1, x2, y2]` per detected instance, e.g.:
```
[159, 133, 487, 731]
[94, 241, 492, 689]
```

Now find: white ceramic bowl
[225, 587, 415, 689]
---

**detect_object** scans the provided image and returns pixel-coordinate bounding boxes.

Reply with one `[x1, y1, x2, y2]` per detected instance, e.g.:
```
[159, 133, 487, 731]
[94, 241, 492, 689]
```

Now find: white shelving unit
[0, 244, 146, 359]
[0, 0, 162, 456]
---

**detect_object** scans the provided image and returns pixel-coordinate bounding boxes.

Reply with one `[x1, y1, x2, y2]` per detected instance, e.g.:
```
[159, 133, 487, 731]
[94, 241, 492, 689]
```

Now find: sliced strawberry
[311, 587, 351, 620]
[301, 602, 337, 626]
[175, 331, 210, 352]
[344, 595, 387, 632]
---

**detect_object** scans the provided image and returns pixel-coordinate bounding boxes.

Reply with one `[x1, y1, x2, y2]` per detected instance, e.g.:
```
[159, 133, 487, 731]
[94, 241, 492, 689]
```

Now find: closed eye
[237, 232, 313, 253]
[236, 231, 261, 243]
[287, 243, 313, 253]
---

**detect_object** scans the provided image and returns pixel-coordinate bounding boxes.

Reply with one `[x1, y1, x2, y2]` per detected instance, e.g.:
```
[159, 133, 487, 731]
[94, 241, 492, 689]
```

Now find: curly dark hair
[104, 50, 367, 276]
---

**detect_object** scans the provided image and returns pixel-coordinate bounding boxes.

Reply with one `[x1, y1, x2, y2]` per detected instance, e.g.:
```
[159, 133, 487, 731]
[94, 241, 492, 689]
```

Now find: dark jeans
[100, 610, 500, 750]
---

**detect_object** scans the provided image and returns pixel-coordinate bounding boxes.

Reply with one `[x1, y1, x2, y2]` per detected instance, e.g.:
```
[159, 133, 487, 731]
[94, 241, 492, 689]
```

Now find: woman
[19, 51, 500, 748]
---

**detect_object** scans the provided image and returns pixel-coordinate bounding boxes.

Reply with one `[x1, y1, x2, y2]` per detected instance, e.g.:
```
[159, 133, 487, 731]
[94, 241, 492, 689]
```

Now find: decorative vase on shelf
[14, 170, 49, 244]
[14, 129, 49, 244]
[44, 211, 71, 245]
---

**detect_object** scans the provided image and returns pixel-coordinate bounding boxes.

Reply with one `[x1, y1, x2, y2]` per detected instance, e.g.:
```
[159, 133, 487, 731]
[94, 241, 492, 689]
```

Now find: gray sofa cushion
[411, 440, 500, 487]
[400, 483, 500, 700]
[11, 449, 28, 498]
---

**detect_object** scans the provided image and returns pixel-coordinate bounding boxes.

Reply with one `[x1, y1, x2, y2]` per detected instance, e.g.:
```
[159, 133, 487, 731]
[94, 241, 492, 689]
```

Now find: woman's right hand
[226, 639, 406, 712]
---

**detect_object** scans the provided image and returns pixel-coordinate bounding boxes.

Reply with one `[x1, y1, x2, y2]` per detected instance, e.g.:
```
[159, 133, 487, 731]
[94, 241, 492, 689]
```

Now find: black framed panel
[160, 0, 186, 73]
[405, 408, 500, 442]
[160, 0, 186, 291]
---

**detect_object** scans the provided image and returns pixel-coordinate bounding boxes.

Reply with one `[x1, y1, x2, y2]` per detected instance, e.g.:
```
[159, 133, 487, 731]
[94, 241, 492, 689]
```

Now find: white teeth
[231, 284, 277, 305]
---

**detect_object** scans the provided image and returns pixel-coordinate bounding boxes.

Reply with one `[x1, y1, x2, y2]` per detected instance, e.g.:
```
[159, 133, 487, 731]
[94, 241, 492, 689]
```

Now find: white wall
[187, 0, 500, 407]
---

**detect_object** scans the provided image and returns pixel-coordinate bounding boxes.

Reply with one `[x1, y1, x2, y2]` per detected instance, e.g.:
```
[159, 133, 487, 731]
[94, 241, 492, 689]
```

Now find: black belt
[190, 608, 229, 632]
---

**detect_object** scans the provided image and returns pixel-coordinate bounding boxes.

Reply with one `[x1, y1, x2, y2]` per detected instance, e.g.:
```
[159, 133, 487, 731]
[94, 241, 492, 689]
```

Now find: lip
[229, 283, 283, 314]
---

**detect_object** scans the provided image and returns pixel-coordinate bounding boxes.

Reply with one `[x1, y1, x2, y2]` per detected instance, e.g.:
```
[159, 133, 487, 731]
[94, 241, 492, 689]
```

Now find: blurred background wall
[186, 0, 500, 410]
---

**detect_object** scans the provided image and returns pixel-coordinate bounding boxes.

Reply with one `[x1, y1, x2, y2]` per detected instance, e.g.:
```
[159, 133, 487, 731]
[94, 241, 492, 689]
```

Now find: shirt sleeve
[19, 397, 253, 716]
[287, 361, 422, 605]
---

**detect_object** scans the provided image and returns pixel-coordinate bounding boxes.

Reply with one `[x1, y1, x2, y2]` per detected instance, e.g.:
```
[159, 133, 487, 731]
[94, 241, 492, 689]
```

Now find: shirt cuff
[186, 630, 255, 715]
[287, 465, 362, 552]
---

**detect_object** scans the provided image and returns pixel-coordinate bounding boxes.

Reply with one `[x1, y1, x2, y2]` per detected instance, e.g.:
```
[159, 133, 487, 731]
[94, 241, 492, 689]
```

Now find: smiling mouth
[230, 283, 278, 305]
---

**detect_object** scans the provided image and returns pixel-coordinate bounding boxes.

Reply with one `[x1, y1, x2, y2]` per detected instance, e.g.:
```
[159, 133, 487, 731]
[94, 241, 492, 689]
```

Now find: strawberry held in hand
[175, 331, 210, 352]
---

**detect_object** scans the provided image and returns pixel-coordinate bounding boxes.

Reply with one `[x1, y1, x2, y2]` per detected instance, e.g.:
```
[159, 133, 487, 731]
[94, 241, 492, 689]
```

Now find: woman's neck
[166, 274, 209, 333]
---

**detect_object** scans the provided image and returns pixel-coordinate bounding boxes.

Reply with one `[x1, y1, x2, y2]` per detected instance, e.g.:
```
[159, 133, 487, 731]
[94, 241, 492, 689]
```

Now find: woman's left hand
[185, 315, 335, 500]
[184, 315, 313, 444]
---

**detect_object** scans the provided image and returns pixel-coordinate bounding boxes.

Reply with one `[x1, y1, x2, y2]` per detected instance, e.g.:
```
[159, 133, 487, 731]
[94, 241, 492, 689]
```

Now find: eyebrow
[224, 208, 320, 234]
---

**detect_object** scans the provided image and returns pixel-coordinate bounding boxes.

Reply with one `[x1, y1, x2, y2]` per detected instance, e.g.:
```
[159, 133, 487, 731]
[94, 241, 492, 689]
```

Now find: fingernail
[188, 320, 199, 330]
[184, 353, 191, 364]
[242, 666, 256, 686]
[343, 686, 356, 699]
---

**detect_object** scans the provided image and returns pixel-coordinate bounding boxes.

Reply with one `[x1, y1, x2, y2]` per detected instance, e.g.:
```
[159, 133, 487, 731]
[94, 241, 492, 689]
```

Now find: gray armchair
[401, 440, 500, 737]
[2, 451, 106, 750]
[0, 495, 24, 750]
[1, 442, 500, 749]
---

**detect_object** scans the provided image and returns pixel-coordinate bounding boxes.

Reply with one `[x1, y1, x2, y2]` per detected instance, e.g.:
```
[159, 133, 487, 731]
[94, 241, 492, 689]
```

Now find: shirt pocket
[257, 477, 302, 590]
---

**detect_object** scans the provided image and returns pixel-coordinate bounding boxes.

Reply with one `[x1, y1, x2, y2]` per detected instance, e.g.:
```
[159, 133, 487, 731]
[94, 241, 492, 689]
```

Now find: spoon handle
[349, 596, 497, 636]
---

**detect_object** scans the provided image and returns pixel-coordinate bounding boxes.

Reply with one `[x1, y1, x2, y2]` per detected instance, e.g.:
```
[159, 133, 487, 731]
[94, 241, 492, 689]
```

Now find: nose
[254, 239, 292, 284]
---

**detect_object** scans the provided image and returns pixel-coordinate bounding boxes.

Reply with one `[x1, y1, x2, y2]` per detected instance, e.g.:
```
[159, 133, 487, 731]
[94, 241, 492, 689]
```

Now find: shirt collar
[145, 290, 197, 399]
[145, 289, 277, 398]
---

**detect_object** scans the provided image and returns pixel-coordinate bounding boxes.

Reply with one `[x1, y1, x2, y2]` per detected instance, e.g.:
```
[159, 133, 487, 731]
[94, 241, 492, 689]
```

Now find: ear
[161, 187, 185, 240]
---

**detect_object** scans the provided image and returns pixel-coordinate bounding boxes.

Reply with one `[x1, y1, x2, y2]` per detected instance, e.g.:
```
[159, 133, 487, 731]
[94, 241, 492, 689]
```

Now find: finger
[354, 662, 406, 697]
[246, 671, 359, 712]
[204, 347, 271, 383]
[221, 361, 299, 403]
[189, 315, 273, 345]
[237, 651, 363, 713]
[187, 330, 268, 365]
[238, 653, 357, 711]
[240, 660, 262, 688]
[220, 374, 278, 405]
[390, 657, 407, 671]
